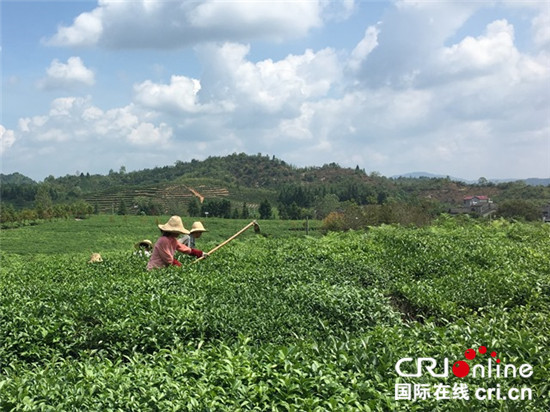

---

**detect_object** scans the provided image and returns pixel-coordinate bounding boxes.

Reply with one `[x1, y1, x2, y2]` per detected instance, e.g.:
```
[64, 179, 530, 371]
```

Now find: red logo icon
[452, 346, 500, 378]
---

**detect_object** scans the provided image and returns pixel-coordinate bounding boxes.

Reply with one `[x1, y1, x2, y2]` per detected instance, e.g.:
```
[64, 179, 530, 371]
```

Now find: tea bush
[1, 218, 549, 410]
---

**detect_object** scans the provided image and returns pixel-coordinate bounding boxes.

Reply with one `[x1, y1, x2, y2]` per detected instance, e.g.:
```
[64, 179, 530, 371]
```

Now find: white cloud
[197, 42, 342, 115]
[17, 97, 172, 147]
[532, 7, 550, 49]
[5, 1, 549, 181]
[134, 76, 203, 114]
[321, 0, 356, 22]
[429, 18, 549, 127]
[44, 0, 329, 49]
[349, 25, 380, 71]
[278, 105, 315, 140]
[38, 57, 95, 89]
[356, 0, 484, 87]
[187, 1, 322, 40]
[133, 75, 234, 115]
[440, 20, 517, 74]
[44, 8, 103, 47]
[127, 122, 173, 146]
[273, 86, 433, 155]
[0, 125, 16, 154]
[50, 96, 82, 116]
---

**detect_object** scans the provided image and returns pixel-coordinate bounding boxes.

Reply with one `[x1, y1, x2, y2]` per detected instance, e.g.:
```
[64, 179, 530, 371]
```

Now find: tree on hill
[187, 198, 201, 216]
[314, 194, 340, 219]
[497, 199, 541, 221]
[241, 202, 250, 219]
[35, 185, 53, 219]
[0, 173, 36, 185]
[117, 199, 127, 215]
[201, 199, 231, 218]
[279, 202, 304, 220]
[259, 199, 272, 219]
[0, 203, 17, 223]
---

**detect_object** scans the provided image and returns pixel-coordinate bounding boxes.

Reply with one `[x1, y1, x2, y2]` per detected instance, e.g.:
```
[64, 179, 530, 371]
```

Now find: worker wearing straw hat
[179, 221, 208, 249]
[88, 253, 103, 263]
[134, 239, 153, 258]
[147, 216, 207, 270]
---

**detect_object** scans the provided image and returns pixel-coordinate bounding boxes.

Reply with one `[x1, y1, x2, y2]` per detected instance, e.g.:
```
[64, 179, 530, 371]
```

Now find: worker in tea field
[179, 221, 207, 248]
[134, 239, 153, 257]
[88, 253, 103, 263]
[147, 216, 207, 270]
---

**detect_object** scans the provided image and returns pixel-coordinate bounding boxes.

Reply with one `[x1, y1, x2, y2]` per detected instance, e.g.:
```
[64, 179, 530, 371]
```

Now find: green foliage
[201, 199, 232, 218]
[133, 196, 163, 216]
[321, 202, 437, 232]
[3, 154, 549, 228]
[259, 199, 272, 219]
[1, 199, 93, 227]
[117, 199, 127, 215]
[0, 215, 322, 256]
[0, 216, 549, 410]
[497, 199, 542, 221]
[240, 202, 250, 219]
[0, 172, 37, 185]
[34, 185, 53, 219]
[187, 198, 200, 217]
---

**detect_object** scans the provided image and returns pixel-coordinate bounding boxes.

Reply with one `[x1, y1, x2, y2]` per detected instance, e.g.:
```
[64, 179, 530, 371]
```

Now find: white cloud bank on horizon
[17, 96, 173, 146]
[3, 0, 550, 181]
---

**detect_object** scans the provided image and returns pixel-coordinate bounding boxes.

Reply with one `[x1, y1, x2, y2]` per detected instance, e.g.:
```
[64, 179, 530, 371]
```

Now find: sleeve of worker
[176, 241, 192, 254]
[189, 248, 204, 258]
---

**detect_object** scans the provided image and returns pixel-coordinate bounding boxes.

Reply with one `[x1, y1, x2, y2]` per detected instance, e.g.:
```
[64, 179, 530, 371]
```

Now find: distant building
[463, 195, 490, 207]
[543, 204, 550, 223]
[463, 195, 493, 216]
[465, 196, 494, 216]
[449, 195, 495, 217]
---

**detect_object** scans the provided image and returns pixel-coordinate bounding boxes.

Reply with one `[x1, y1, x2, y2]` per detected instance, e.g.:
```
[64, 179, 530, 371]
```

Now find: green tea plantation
[0, 216, 549, 411]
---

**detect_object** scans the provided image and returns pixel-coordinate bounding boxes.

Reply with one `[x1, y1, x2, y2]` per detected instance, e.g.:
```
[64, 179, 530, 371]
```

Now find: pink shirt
[147, 236, 192, 270]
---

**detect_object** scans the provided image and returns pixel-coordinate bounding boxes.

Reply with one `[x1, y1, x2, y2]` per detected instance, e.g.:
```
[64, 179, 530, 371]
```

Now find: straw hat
[158, 216, 189, 235]
[134, 239, 153, 250]
[189, 221, 208, 234]
[88, 253, 103, 263]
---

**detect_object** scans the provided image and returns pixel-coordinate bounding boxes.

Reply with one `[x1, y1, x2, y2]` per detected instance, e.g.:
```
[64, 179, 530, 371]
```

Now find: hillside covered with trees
[1, 153, 549, 227]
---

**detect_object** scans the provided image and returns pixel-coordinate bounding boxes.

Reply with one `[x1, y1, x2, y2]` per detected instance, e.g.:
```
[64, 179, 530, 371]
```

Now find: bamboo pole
[193, 220, 259, 264]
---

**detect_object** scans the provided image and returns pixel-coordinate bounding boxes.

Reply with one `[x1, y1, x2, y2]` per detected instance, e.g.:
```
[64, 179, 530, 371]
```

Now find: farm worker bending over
[134, 239, 153, 257]
[179, 221, 207, 248]
[147, 216, 207, 270]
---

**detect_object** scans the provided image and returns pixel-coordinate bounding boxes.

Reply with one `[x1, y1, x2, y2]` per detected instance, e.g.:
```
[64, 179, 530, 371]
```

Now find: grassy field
[0, 216, 549, 410]
[0, 215, 322, 257]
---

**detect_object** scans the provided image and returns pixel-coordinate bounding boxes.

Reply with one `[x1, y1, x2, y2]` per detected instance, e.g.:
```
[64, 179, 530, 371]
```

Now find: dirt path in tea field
[184, 185, 205, 204]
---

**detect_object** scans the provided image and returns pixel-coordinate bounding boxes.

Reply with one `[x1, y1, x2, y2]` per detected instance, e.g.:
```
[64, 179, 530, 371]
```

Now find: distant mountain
[2, 155, 549, 217]
[0, 173, 36, 185]
[473, 177, 550, 186]
[391, 172, 473, 183]
[523, 178, 550, 186]
[393, 172, 550, 186]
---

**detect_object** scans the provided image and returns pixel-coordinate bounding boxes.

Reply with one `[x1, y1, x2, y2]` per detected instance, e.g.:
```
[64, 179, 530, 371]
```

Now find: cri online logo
[395, 345, 533, 379]
[453, 346, 498, 378]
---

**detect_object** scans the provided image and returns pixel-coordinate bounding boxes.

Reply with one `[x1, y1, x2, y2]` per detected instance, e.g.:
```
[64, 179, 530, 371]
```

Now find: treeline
[321, 202, 437, 231]
[0, 183, 95, 227]
[1, 153, 549, 227]
[2, 153, 549, 207]
[0, 201, 93, 228]
[276, 180, 399, 220]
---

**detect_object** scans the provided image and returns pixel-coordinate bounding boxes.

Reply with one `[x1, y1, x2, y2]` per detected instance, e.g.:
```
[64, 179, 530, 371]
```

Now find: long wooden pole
[193, 220, 258, 264]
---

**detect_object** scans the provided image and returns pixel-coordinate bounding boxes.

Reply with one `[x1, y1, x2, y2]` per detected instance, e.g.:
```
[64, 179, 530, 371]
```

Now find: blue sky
[1, 0, 549, 182]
